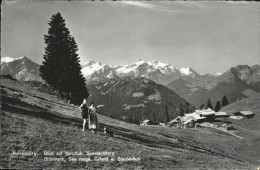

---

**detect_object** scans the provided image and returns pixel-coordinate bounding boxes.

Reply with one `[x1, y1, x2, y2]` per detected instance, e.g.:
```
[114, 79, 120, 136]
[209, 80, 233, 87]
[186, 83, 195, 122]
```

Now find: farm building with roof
[234, 111, 255, 118]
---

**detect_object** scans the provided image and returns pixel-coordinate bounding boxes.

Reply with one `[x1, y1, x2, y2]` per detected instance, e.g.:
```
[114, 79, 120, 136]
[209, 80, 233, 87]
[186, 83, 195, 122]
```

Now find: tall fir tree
[179, 104, 184, 117]
[184, 102, 190, 113]
[134, 112, 138, 124]
[199, 104, 205, 110]
[39, 12, 88, 104]
[214, 101, 221, 112]
[165, 105, 169, 123]
[153, 112, 156, 123]
[207, 99, 213, 110]
[222, 96, 229, 107]
[129, 110, 133, 123]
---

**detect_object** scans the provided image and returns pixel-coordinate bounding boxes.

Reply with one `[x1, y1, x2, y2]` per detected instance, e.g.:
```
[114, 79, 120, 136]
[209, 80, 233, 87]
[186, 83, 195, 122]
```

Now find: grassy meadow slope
[1, 77, 259, 169]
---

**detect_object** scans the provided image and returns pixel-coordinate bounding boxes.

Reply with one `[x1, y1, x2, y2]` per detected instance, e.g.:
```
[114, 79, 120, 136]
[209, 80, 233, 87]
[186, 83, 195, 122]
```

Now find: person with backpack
[79, 99, 88, 131]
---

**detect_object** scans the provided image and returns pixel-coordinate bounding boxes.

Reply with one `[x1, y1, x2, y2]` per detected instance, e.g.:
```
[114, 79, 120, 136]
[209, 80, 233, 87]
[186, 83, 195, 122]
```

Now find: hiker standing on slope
[79, 99, 88, 131]
[88, 101, 104, 134]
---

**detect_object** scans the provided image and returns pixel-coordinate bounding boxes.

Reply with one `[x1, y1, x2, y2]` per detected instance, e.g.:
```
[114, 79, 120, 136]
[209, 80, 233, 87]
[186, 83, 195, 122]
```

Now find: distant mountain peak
[179, 67, 191, 75]
[252, 64, 260, 68]
[85, 60, 96, 64]
[20, 56, 28, 59]
[147, 60, 170, 68]
[1, 56, 41, 81]
[134, 59, 146, 66]
[1, 56, 15, 63]
[232, 65, 251, 70]
[1, 56, 27, 64]
[179, 67, 198, 77]
[252, 64, 260, 74]
[83, 60, 98, 66]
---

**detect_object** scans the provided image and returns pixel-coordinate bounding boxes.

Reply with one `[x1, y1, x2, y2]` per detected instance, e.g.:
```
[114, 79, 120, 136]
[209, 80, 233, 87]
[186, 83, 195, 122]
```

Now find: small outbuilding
[234, 111, 255, 118]
[141, 119, 150, 126]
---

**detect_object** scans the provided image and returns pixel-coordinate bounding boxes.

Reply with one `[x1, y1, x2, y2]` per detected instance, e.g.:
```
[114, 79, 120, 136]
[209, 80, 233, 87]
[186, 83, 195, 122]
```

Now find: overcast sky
[2, 1, 259, 75]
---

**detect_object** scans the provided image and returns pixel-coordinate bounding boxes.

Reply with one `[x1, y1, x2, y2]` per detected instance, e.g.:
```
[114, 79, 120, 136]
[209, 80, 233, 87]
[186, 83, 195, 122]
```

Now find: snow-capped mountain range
[1, 57, 201, 84]
[2, 56, 259, 108]
[82, 59, 201, 84]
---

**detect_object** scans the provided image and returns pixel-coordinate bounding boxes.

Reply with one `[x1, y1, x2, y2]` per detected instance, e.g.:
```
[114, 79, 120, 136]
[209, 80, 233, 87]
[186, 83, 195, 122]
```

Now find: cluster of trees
[39, 13, 89, 104]
[199, 96, 229, 112]
[128, 110, 140, 124]
[126, 104, 180, 124]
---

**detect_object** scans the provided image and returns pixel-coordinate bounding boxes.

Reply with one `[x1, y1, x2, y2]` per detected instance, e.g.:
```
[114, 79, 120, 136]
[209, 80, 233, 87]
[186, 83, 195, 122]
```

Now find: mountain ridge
[87, 76, 194, 122]
[186, 64, 260, 107]
[1, 56, 42, 81]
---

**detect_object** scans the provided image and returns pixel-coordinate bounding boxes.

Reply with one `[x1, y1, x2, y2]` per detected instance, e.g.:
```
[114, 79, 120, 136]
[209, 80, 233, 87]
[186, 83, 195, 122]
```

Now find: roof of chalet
[215, 112, 230, 117]
[170, 112, 207, 124]
[195, 108, 216, 116]
[185, 112, 206, 120]
[237, 111, 254, 116]
[143, 119, 150, 123]
[183, 119, 194, 125]
[180, 116, 190, 122]
[169, 116, 181, 123]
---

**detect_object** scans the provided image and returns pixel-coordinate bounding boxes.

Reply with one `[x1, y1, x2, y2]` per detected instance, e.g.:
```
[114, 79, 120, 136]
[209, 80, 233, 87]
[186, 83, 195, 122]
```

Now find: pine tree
[179, 104, 184, 117]
[191, 106, 196, 113]
[39, 12, 88, 104]
[129, 110, 133, 123]
[222, 96, 229, 107]
[165, 105, 169, 123]
[134, 112, 138, 124]
[207, 99, 213, 110]
[214, 101, 221, 112]
[184, 102, 190, 113]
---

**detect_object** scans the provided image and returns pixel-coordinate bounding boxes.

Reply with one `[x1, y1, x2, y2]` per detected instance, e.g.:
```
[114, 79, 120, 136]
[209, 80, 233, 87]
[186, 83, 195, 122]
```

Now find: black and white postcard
[1, 1, 260, 169]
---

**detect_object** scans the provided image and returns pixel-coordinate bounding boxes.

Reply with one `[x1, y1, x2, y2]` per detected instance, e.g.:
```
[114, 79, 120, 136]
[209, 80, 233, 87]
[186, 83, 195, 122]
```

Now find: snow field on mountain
[132, 92, 144, 98]
[123, 103, 145, 110]
[147, 90, 161, 101]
